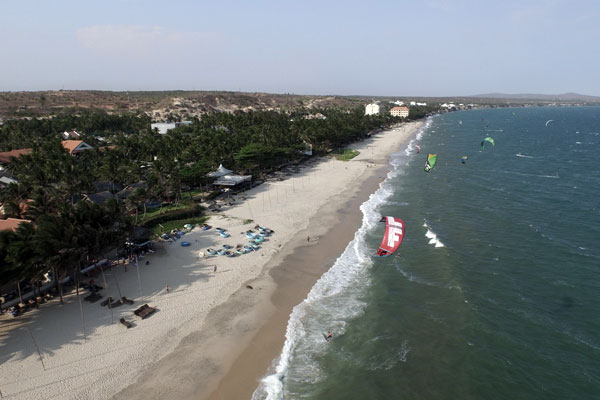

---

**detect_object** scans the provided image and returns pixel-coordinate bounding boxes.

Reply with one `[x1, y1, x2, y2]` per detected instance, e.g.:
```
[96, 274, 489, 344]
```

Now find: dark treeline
[0, 106, 424, 297]
[0, 112, 152, 151]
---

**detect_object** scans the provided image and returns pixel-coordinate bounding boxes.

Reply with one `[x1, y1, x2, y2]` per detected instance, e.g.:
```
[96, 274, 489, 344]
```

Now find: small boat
[219, 231, 230, 238]
[217, 249, 227, 256]
[215, 227, 225, 233]
[260, 226, 274, 234]
[236, 249, 246, 255]
[249, 243, 260, 250]
[243, 245, 254, 252]
[246, 232, 256, 239]
[254, 236, 264, 243]
[225, 251, 236, 257]
[180, 241, 191, 247]
[222, 244, 232, 249]
[206, 248, 218, 255]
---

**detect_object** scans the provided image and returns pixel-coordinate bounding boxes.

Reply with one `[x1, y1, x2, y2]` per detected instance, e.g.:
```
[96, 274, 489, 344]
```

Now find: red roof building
[390, 106, 409, 118]
[0, 141, 93, 164]
[0, 218, 30, 232]
[0, 149, 33, 164]
[61, 140, 93, 155]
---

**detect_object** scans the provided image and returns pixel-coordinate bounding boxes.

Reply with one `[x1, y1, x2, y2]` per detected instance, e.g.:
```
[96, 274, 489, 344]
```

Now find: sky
[1, 0, 599, 96]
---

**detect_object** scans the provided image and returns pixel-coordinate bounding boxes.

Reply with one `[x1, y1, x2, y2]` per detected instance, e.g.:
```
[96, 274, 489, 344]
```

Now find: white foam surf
[423, 221, 445, 247]
[404, 117, 432, 156]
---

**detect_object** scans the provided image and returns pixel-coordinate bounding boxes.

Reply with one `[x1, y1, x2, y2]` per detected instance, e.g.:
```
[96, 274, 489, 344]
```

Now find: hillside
[0, 91, 369, 120]
[2, 90, 598, 121]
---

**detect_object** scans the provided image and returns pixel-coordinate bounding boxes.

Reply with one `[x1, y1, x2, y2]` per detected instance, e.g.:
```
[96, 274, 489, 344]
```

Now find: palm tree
[4, 223, 44, 304]
[33, 214, 82, 304]
[0, 230, 21, 305]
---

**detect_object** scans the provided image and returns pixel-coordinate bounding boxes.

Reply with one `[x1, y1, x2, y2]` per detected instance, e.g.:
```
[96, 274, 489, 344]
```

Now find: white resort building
[151, 121, 192, 134]
[365, 103, 380, 115]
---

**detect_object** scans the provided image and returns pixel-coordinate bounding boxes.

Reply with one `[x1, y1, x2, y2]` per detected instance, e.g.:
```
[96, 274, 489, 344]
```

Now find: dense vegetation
[0, 106, 427, 299]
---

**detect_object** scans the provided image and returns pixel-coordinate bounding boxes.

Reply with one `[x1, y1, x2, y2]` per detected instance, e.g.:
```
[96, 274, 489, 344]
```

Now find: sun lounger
[108, 299, 122, 308]
[84, 292, 103, 303]
[134, 304, 156, 319]
[83, 283, 103, 292]
[100, 297, 114, 307]
[119, 318, 132, 329]
[121, 296, 134, 305]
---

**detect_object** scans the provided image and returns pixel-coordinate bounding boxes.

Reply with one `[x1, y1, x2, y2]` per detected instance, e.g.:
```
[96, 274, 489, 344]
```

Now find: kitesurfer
[326, 332, 333, 341]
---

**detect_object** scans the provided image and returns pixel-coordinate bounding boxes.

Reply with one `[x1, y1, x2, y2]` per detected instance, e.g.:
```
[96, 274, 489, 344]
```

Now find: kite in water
[375, 216, 405, 257]
[545, 119, 554, 127]
[424, 153, 437, 172]
[481, 137, 495, 150]
[416, 144, 421, 153]
[461, 155, 468, 164]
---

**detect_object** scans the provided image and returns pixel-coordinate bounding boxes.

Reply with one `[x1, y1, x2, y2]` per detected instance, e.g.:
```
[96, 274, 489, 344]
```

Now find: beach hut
[212, 174, 253, 193]
[206, 164, 233, 178]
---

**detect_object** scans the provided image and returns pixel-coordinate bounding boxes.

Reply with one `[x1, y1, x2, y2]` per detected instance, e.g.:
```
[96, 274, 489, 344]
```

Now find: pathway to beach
[0, 121, 422, 400]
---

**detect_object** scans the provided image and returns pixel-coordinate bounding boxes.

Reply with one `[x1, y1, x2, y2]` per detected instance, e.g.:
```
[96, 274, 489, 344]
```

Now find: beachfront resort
[0, 103, 429, 399]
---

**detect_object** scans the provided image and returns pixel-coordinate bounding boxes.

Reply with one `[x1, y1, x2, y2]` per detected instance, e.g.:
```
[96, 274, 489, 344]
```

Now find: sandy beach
[0, 121, 421, 400]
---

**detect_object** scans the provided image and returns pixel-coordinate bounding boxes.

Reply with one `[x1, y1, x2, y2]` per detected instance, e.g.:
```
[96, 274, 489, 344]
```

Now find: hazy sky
[1, 0, 598, 96]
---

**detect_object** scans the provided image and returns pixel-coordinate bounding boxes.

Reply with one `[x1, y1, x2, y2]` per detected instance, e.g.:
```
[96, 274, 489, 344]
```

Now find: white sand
[0, 121, 422, 400]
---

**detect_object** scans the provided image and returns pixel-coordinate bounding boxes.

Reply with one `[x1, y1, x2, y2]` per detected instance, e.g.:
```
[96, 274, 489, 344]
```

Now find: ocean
[253, 107, 600, 400]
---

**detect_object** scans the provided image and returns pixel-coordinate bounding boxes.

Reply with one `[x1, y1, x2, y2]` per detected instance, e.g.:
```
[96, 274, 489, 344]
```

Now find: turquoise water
[254, 107, 600, 400]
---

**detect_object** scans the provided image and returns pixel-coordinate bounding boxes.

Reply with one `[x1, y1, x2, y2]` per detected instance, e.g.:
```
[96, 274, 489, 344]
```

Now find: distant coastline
[1, 90, 599, 121]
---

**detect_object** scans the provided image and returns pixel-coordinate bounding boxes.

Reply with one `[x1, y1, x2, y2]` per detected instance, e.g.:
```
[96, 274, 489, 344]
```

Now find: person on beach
[166, 285, 170, 294]
[214, 265, 217, 273]
[307, 236, 310, 242]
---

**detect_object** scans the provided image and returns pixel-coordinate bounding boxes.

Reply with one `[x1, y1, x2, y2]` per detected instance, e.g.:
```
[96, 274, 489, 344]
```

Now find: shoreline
[0, 121, 422, 400]
[200, 124, 422, 400]
[205, 170, 386, 400]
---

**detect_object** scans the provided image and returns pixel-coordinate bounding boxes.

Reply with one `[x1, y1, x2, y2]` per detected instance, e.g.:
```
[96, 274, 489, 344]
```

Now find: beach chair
[121, 296, 134, 305]
[84, 292, 103, 303]
[119, 318, 132, 329]
[108, 299, 123, 308]
[134, 304, 148, 316]
[100, 297, 114, 307]
[134, 304, 156, 319]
